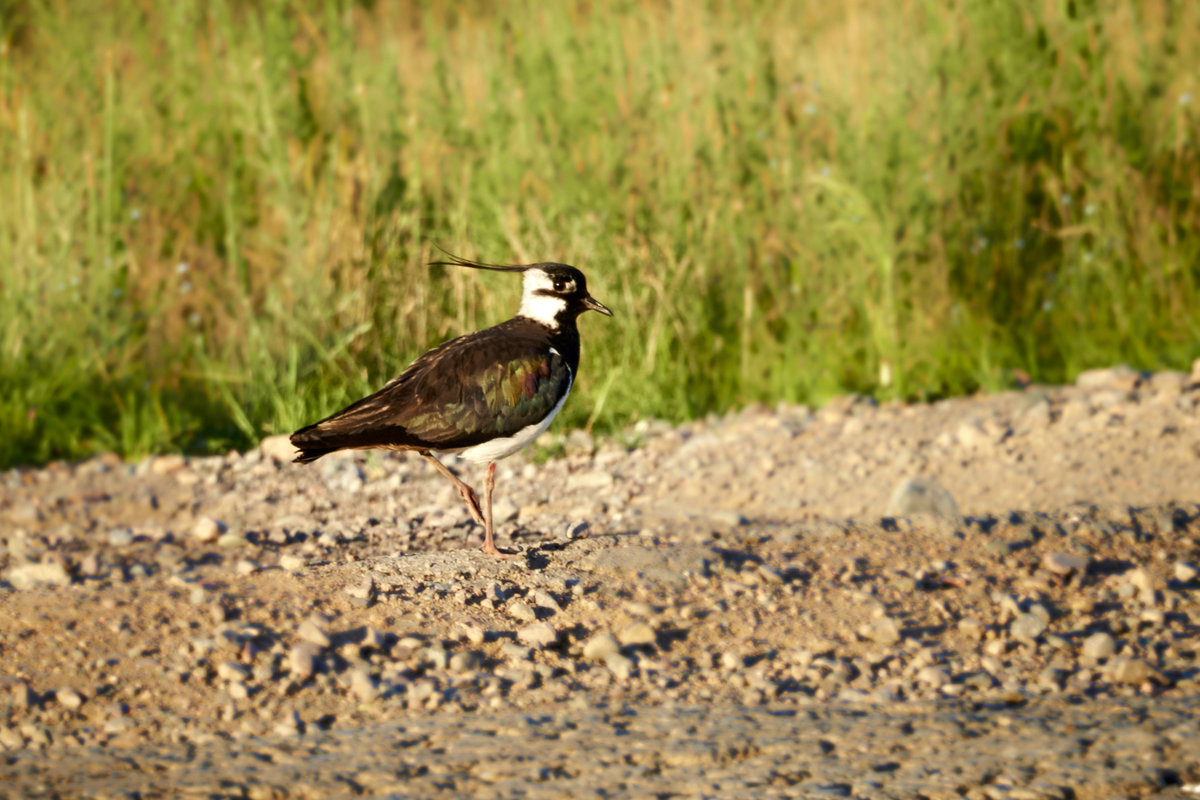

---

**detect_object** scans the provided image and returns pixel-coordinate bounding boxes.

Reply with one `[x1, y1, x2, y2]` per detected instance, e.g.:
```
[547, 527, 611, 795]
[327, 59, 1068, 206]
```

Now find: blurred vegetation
[1, 0, 1198, 468]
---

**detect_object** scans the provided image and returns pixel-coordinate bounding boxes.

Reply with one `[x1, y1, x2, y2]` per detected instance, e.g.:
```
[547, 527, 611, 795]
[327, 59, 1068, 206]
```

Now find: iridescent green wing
[395, 341, 571, 447]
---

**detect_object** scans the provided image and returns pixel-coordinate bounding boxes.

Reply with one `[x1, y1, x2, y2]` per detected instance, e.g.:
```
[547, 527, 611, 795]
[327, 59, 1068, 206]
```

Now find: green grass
[2, 0, 1199, 469]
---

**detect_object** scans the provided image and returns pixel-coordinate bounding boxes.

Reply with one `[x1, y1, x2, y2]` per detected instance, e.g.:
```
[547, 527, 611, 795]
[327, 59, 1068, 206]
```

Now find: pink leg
[419, 450, 485, 526]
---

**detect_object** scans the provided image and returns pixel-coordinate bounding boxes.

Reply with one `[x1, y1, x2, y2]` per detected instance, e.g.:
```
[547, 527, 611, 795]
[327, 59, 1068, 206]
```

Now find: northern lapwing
[290, 254, 612, 557]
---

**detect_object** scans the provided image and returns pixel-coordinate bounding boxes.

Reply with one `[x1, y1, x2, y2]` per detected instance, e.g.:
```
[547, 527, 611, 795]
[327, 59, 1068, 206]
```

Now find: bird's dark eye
[552, 279, 566, 292]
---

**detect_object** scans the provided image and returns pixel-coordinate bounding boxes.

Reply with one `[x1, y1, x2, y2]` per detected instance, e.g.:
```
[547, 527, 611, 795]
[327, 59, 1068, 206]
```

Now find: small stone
[516, 622, 558, 649]
[1109, 657, 1165, 686]
[274, 710, 305, 737]
[348, 665, 377, 702]
[424, 647, 449, 669]
[1080, 632, 1116, 661]
[604, 652, 635, 681]
[0, 727, 23, 750]
[217, 532, 248, 548]
[11, 683, 37, 709]
[865, 616, 902, 645]
[955, 420, 992, 450]
[55, 688, 83, 710]
[626, 601, 654, 617]
[617, 622, 657, 647]
[227, 680, 250, 700]
[916, 666, 950, 688]
[235, 559, 259, 576]
[1043, 552, 1088, 576]
[454, 621, 486, 645]
[192, 516, 225, 543]
[361, 626, 387, 651]
[1127, 567, 1164, 593]
[886, 476, 960, 520]
[582, 633, 621, 662]
[1174, 561, 1198, 583]
[562, 520, 590, 540]
[149, 454, 187, 475]
[1010, 613, 1047, 643]
[957, 618, 987, 641]
[5, 561, 72, 590]
[499, 642, 531, 662]
[217, 662, 252, 682]
[508, 601, 538, 623]
[449, 651, 480, 673]
[279, 554, 307, 571]
[297, 617, 331, 648]
[260, 434, 299, 463]
[107, 528, 134, 547]
[532, 589, 562, 613]
[345, 576, 377, 608]
[1075, 365, 1137, 389]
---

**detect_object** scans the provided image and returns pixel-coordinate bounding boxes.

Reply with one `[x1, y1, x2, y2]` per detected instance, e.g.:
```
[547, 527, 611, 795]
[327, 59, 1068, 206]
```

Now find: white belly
[455, 376, 572, 464]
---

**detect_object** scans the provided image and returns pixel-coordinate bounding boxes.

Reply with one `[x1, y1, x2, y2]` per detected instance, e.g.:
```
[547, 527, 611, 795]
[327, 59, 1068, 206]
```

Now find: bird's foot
[481, 541, 521, 560]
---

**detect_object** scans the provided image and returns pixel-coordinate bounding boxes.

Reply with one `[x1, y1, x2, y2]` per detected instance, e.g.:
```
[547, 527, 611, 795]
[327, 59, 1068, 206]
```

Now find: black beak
[583, 295, 613, 317]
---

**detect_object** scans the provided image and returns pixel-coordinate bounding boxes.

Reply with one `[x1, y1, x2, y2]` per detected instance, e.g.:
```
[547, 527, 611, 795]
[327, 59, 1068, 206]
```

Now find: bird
[289, 253, 613, 557]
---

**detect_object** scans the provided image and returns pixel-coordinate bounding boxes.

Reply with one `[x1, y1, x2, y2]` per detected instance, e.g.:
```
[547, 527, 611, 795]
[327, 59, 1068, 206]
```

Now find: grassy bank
[1, 0, 1198, 468]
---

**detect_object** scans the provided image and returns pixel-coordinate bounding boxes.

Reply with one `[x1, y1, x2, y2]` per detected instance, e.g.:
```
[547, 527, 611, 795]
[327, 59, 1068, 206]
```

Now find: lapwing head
[430, 253, 612, 329]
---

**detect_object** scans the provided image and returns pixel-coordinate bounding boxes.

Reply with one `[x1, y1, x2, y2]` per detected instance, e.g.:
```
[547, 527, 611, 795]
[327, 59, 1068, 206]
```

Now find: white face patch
[517, 269, 570, 328]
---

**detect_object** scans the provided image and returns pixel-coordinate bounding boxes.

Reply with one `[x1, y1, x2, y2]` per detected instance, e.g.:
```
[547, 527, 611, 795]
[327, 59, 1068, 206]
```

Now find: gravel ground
[1, 363, 1199, 798]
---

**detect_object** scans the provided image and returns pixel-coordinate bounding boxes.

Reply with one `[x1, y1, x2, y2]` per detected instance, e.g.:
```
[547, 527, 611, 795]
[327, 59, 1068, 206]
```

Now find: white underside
[455, 372, 573, 464]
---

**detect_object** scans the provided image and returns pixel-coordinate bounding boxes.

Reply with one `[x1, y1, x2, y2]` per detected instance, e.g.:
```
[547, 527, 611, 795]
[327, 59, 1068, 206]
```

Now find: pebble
[532, 589, 562, 612]
[297, 618, 332, 648]
[345, 576, 376, 608]
[280, 554, 307, 571]
[0, 727, 23, 749]
[454, 621, 486, 645]
[886, 476, 960, 519]
[449, 651, 480, 673]
[957, 618, 986, 641]
[516, 622, 558, 649]
[508, 601, 538, 623]
[348, 666, 377, 702]
[1127, 567, 1164, 593]
[235, 559, 259, 576]
[1010, 614, 1047, 643]
[1109, 658, 1165, 686]
[5, 561, 72, 590]
[54, 689, 83, 710]
[604, 652, 635, 680]
[107, 528, 134, 547]
[217, 662, 252, 682]
[274, 710, 304, 737]
[916, 666, 950, 688]
[192, 516, 225, 543]
[289, 643, 321, 681]
[217, 532, 248, 548]
[617, 622, 657, 647]
[1174, 561, 1198, 583]
[865, 616, 902, 645]
[582, 633, 621, 662]
[1042, 552, 1088, 575]
[1080, 632, 1116, 661]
